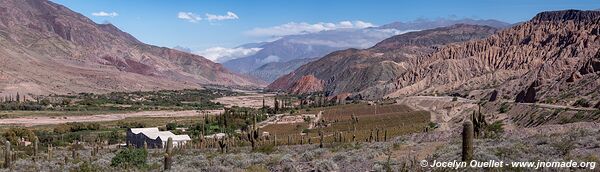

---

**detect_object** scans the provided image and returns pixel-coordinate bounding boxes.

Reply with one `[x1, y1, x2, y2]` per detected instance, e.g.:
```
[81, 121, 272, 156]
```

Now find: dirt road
[0, 110, 223, 127]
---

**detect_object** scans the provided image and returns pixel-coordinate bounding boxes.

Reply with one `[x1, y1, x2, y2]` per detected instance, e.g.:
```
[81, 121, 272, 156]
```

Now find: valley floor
[1, 121, 598, 172]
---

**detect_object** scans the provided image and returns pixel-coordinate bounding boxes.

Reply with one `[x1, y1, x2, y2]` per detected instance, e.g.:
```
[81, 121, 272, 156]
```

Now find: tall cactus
[218, 137, 227, 153]
[33, 136, 39, 157]
[47, 144, 53, 160]
[319, 131, 324, 148]
[462, 121, 474, 162]
[376, 129, 380, 142]
[247, 114, 261, 150]
[4, 141, 10, 169]
[471, 105, 488, 138]
[164, 137, 173, 170]
[384, 130, 388, 142]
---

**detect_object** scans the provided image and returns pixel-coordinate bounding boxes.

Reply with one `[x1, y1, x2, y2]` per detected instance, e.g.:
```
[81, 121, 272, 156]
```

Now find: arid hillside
[0, 0, 263, 97]
[269, 24, 497, 97]
[269, 10, 600, 106]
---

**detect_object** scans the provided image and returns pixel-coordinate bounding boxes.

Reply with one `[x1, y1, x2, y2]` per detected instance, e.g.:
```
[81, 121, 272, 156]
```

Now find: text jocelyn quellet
[425, 160, 597, 170]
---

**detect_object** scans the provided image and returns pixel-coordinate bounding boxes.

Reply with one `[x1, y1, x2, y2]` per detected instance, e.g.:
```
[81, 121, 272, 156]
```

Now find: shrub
[111, 148, 148, 169]
[3, 128, 36, 145]
[77, 161, 102, 172]
[452, 96, 458, 102]
[573, 98, 591, 107]
[253, 144, 276, 154]
[166, 122, 178, 131]
[484, 121, 505, 139]
[498, 103, 510, 113]
[100, 130, 124, 145]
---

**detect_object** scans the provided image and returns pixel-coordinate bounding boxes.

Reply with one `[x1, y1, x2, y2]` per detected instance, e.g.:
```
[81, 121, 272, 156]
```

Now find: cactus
[4, 141, 10, 169]
[47, 144, 53, 160]
[376, 129, 380, 142]
[71, 142, 79, 160]
[287, 135, 291, 145]
[471, 105, 488, 138]
[33, 136, 39, 157]
[166, 137, 173, 155]
[384, 130, 388, 142]
[164, 137, 173, 170]
[164, 153, 172, 170]
[218, 137, 227, 153]
[91, 145, 97, 157]
[247, 114, 261, 150]
[462, 121, 474, 162]
[319, 131, 324, 148]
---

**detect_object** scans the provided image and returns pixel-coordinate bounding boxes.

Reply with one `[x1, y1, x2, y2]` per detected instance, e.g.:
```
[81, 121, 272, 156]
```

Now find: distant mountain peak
[532, 9, 600, 22]
[378, 18, 512, 30]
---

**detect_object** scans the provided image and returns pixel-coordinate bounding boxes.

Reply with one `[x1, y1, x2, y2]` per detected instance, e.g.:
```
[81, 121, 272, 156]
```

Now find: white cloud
[205, 11, 239, 21]
[195, 47, 262, 63]
[178, 11, 239, 23]
[178, 12, 202, 23]
[92, 11, 118, 17]
[245, 20, 375, 37]
[260, 55, 281, 64]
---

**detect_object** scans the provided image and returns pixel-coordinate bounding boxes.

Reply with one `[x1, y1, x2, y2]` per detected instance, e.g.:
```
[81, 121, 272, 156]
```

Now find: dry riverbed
[0, 110, 223, 127]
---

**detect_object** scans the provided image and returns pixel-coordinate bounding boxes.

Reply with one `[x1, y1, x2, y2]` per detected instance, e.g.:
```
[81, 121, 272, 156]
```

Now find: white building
[126, 128, 191, 149]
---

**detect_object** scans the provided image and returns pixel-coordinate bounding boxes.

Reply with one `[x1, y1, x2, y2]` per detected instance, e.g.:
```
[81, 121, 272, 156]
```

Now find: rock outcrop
[0, 0, 262, 96]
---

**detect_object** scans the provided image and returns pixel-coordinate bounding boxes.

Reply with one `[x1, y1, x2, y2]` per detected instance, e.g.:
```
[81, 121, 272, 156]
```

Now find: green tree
[111, 148, 148, 169]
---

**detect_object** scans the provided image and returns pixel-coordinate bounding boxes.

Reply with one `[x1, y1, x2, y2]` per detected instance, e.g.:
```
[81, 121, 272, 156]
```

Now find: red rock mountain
[0, 0, 263, 96]
[269, 24, 498, 97]
[270, 10, 600, 105]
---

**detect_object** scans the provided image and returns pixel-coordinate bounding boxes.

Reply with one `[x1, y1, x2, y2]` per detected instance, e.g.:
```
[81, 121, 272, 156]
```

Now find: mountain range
[0, 0, 262, 97]
[224, 19, 511, 82]
[269, 10, 600, 105]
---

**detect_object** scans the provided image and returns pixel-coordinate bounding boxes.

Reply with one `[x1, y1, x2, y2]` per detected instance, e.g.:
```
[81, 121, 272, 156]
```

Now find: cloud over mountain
[245, 20, 375, 37]
[92, 11, 118, 17]
[195, 47, 262, 62]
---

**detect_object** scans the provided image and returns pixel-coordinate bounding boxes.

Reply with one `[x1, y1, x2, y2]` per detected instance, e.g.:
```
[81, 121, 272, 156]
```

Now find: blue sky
[51, 0, 598, 53]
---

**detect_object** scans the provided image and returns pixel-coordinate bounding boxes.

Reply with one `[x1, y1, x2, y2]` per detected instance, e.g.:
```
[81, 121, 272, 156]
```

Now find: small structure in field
[204, 133, 226, 139]
[126, 128, 191, 149]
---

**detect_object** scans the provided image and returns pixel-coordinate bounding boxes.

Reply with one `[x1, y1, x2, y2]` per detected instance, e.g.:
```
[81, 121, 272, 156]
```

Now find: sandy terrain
[0, 110, 223, 127]
[213, 93, 275, 108]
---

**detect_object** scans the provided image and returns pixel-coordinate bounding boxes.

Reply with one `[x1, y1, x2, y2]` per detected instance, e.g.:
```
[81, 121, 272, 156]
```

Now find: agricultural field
[262, 103, 431, 143]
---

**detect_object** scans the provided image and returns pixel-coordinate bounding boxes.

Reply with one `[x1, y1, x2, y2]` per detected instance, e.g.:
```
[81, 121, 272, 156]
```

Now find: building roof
[204, 133, 226, 139]
[129, 128, 191, 141]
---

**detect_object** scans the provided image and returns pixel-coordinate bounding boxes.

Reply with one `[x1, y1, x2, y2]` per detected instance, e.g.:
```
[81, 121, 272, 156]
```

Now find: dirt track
[0, 110, 223, 127]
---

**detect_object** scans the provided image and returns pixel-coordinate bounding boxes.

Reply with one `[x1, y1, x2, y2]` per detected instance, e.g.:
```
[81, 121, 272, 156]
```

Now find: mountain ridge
[0, 0, 263, 97]
[269, 10, 599, 105]
[225, 18, 511, 82]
